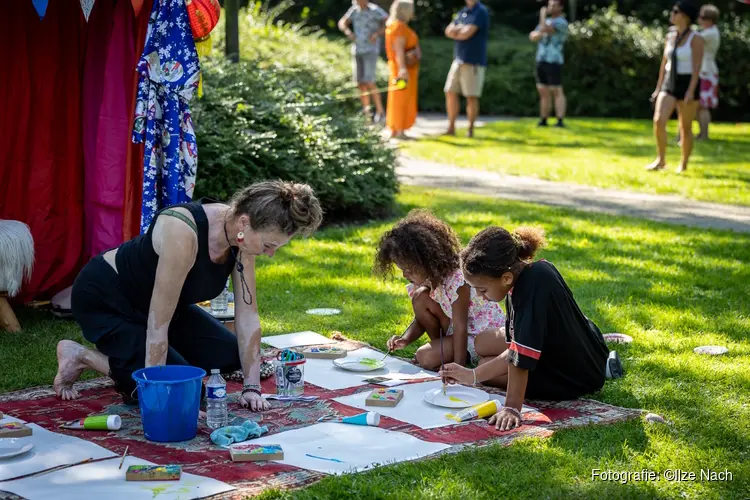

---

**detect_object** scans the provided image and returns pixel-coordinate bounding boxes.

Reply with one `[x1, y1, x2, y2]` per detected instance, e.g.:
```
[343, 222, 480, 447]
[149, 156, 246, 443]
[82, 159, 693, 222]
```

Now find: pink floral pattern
[407, 268, 505, 335]
[699, 72, 719, 109]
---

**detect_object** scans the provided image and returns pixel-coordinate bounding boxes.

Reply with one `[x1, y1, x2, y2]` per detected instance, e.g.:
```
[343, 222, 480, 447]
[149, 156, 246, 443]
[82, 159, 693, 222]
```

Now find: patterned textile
[0, 348, 642, 499]
[341, 2, 388, 55]
[407, 268, 505, 336]
[699, 73, 719, 109]
[132, 0, 200, 234]
[535, 16, 569, 64]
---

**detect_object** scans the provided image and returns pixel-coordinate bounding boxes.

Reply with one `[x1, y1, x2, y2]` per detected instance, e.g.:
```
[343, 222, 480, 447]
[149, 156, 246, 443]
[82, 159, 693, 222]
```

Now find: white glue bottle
[206, 369, 228, 429]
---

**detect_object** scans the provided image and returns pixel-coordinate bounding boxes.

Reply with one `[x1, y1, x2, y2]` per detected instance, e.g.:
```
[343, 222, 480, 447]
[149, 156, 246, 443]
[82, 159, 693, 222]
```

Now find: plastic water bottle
[206, 369, 228, 429]
[210, 279, 229, 314]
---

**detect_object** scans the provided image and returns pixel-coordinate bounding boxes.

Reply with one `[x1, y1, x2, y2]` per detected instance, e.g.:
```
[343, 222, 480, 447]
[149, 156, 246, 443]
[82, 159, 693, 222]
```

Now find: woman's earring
[237, 231, 244, 243]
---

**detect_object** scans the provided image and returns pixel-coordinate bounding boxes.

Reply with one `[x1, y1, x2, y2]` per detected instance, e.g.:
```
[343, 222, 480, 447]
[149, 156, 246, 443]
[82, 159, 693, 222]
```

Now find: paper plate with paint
[603, 333, 633, 344]
[333, 357, 386, 372]
[423, 386, 489, 409]
[306, 308, 341, 316]
[0, 440, 34, 460]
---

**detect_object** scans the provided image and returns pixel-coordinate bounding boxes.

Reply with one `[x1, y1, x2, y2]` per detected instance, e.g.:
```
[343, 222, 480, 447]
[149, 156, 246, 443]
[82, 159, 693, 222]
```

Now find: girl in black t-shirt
[440, 226, 622, 431]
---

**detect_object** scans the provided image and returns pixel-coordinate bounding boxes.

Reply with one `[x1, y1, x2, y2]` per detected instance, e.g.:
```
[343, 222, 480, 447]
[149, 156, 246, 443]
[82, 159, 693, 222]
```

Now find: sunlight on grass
[402, 118, 750, 206]
[2, 187, 748, 499]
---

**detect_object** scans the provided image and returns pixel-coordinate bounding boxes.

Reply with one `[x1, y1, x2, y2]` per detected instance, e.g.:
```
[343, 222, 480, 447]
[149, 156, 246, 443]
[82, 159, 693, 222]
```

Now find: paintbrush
[439, 327, 446, 395]
[1, 456, 118, 482]
[382, 319, 415, 362]
[118, 445, 129, 470]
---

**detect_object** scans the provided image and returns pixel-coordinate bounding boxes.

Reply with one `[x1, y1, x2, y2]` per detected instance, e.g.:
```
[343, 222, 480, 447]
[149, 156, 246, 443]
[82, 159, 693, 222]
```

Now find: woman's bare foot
[53, 340, 88, 400]
[645, 159, 666, 171]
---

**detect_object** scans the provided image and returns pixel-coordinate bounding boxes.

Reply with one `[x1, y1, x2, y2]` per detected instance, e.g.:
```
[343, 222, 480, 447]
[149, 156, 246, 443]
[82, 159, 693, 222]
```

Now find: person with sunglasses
[647, 1, 704, 174]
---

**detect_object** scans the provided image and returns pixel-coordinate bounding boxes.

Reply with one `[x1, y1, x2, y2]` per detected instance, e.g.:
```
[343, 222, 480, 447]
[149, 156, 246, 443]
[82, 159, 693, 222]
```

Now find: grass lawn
[2, 186, 748, 498]
[402, 118, 750, 207]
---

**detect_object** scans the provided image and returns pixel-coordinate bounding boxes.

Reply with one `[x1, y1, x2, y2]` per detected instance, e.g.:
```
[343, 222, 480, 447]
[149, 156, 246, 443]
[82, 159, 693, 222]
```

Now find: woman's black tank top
[114, 199, 235, 313]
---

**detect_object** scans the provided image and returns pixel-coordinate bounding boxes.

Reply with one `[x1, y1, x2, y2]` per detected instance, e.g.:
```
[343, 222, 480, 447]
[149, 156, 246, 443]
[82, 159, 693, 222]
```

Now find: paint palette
[230, 443, 284, 462]
[0, 422, 32, 438]
[300, 346, 347, 359]
[125, 465, 182, 481]
[366, 388, 404, 408]
[333, 357, 386, 372]
[423, 386, 489, 409]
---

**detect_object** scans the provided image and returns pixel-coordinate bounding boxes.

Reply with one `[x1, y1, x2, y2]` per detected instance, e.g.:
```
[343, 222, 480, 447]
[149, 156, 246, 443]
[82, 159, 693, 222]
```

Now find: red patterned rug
[0, 354, 642, 498]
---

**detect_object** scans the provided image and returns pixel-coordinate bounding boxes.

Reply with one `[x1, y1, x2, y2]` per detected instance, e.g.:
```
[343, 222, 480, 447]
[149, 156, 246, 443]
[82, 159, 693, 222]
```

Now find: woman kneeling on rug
[440, 227, 623, 430]
[54, 181, 322, 411]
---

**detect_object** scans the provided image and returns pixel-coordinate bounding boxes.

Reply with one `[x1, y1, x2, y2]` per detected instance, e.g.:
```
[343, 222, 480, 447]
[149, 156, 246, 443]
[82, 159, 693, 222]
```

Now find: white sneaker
[373, 113, 384, 125]
[605, 350, 624, 379]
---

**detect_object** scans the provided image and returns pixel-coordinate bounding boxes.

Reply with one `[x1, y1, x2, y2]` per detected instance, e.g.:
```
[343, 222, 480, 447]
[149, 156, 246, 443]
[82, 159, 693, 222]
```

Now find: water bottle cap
[211, 369, 220, 374]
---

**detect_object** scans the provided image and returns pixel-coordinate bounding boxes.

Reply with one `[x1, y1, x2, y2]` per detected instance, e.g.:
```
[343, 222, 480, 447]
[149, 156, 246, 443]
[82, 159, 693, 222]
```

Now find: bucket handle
[132, 373, 166, 408]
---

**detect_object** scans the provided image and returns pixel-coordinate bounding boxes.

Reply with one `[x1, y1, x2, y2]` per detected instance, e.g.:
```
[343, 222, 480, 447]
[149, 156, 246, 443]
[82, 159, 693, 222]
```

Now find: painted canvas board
[303, 347, 437, 391]
[334, 380, 537, 430]
[262, 332, 335, 349]
[0, 456, 234, 500]
[248, 423, 450, 475]
[0, 417, 116, 482]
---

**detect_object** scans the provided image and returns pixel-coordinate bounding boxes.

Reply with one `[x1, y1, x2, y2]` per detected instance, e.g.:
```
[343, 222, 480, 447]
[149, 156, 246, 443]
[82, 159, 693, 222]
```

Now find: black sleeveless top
[115, 199, 236, 314]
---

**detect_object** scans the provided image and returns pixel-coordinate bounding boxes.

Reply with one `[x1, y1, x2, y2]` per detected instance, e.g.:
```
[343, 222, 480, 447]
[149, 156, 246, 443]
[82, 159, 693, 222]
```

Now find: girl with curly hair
[440, 226, 623, 432]
[374, 210, 504, 369]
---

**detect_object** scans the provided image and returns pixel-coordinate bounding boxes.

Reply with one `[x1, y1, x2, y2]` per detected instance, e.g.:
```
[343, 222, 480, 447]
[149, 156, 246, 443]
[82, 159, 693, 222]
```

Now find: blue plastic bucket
[131, 365, 206, 442]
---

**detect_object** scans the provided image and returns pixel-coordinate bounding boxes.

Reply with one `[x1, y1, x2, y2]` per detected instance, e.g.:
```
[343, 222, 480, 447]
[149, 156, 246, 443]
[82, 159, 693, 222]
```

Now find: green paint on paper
[143, 485, 169, 498]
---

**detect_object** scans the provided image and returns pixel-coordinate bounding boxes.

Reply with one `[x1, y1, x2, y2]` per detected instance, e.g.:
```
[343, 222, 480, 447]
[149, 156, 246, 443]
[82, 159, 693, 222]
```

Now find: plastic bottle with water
[210, 279, 229, 314]
[206, 369, 228, 429]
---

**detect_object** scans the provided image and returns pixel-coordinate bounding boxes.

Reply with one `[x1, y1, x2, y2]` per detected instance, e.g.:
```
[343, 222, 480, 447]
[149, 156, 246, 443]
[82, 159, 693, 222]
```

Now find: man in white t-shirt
[697, 4, 720, 140]
[338, 1, 389, 123]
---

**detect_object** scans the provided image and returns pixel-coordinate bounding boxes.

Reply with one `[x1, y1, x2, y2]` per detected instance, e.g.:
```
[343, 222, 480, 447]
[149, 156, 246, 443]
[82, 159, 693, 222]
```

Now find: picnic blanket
[0, 348, 642, 498]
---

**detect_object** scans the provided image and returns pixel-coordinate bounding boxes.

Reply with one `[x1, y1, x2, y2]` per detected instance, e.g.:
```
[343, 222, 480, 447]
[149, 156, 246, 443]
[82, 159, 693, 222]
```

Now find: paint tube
[61, 415, 121, 431]
[445, 400, 501, 422]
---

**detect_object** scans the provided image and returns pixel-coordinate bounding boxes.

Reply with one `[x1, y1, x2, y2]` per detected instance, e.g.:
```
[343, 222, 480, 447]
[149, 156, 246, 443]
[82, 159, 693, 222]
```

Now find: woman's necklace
[223, 217, 253, 306]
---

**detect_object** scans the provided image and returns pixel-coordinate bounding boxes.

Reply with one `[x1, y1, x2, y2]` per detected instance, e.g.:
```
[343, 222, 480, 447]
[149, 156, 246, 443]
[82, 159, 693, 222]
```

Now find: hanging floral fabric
[132, 0, 200, 233]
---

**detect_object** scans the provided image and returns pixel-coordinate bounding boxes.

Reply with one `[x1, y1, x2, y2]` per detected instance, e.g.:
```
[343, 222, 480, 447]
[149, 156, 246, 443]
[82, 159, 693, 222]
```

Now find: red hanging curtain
[122, 0, 153, 241]
[0, 0, 87, 301]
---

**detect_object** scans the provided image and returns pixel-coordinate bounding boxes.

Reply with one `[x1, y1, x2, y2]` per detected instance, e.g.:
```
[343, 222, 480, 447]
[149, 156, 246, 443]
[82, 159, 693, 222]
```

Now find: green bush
[260, 0, 749, 37]
[566, 7, 750, 121]
[193, 4, 398, 221]
[416, 8, 750, 122]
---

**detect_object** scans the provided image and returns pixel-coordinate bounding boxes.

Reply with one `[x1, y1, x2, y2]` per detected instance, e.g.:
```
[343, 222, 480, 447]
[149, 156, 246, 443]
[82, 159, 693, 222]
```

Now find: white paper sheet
[0, 455, 235, 500]
[333, 380, 536, 430]
[249, 423, 449, 475]
[262, 331, 335, 349]
[0, 417, 117, 482]
[303, 347, 438, 391]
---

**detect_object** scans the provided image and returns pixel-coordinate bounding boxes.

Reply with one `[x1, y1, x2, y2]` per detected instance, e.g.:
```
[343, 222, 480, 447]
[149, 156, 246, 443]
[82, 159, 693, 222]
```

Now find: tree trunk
[568, 0, 577, 22]
[225, 0, 240, 63]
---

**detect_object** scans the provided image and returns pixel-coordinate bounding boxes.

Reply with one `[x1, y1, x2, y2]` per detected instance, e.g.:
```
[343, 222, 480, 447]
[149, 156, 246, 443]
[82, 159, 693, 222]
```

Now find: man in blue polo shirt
[444, 0, 490, 137]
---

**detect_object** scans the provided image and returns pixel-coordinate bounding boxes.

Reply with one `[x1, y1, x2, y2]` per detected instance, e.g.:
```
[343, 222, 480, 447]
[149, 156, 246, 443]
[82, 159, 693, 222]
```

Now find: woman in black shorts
[647, 1, 703, 174]
[53, 181, 322, 411]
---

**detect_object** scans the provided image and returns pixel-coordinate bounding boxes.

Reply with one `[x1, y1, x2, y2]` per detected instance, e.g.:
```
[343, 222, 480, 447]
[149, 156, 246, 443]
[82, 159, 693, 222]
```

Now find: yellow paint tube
[445, 400, 500, 422]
